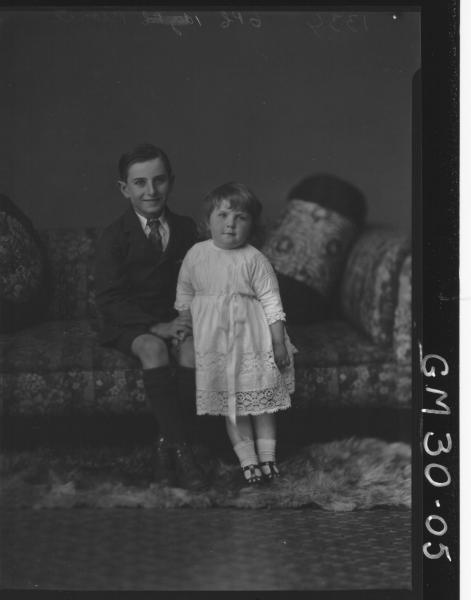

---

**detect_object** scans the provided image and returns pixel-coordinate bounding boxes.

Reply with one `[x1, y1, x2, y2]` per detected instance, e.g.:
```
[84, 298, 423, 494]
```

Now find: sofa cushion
[0, 319, 408, 417]
[262, 175, 367, 324]
[263, 197, 360, 293]
[0, 195, 49, 333]
[0, 319, 145, 417]
[340, 228, 410, 346]
[0, 320, 137, 374]
[0, 319, 389, 375]
[1, 359, 410, 417]
[1, 367, 148, 417]
[294, 361, 411, 410]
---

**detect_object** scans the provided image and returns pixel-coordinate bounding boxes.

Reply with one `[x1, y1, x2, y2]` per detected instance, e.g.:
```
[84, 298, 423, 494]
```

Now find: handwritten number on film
[307, 13, 368, 36]
[421, 352, 452, 562]
[220, 12, 262, 29]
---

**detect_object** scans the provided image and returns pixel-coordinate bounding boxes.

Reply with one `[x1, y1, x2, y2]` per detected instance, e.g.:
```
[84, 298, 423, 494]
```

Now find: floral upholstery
[40, 228, 99, 320]
[393, 255, 412, 364]
[263, 199, 359, 297]
[0, 226, 412, 417]
[0, 212, 44, 302]
[0, 195, 50, 334]
[340, 228, 411, 346]
[294, 362, 411, 410]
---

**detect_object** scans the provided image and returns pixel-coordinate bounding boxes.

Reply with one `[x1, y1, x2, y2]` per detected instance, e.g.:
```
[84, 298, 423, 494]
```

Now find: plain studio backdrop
[0, 9, 420, 231]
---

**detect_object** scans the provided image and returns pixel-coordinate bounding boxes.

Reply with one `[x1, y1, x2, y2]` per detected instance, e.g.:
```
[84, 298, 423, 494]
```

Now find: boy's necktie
[147, 218, 163, 254]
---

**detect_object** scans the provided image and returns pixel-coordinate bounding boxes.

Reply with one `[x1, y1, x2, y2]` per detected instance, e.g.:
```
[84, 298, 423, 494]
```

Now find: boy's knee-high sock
[233, 440, 259, 469]
[256, 438, 277, 464]
[176, 366, 197, 441]
[142, 366, 185, 445]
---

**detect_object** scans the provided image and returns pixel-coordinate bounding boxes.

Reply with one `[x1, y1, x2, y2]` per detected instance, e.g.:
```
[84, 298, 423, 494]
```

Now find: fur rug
[1, 438, 411, 511]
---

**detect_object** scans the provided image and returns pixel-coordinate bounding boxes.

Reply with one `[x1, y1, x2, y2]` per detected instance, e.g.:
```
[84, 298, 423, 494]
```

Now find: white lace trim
[196, 380, 293, 417]
[266, 310, 286, 325]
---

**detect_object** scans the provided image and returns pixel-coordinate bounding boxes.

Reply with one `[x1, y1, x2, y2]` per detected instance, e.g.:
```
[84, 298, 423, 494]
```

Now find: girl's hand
[273, 341, 290, 370]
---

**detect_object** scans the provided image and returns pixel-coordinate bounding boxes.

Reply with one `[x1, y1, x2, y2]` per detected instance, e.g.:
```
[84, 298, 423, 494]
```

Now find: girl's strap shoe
[259, 461, 280, 480]
[242, 464, 263, 484]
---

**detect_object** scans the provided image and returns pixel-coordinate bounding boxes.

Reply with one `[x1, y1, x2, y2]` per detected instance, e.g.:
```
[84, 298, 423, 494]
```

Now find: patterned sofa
[0, 226, 411, 419]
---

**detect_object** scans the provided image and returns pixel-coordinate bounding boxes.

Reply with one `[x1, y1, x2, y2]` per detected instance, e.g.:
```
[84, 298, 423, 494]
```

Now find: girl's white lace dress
[175, 240, 295, 422]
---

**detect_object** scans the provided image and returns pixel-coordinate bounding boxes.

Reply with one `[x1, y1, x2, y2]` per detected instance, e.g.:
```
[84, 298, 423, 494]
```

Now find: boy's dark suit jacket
[95, 206, 198, 347]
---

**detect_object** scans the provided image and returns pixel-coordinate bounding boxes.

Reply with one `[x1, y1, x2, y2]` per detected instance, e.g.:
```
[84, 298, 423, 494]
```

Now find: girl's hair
[118, 143, 173, 182]
[201, 182, 264, 245]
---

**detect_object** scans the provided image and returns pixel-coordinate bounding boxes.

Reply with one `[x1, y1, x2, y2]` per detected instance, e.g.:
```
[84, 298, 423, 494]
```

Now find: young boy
[95, 143, 206, 491]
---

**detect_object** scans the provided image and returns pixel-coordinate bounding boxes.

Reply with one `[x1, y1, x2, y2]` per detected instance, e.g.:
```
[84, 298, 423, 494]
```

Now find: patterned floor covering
[2, 507, 412, 591]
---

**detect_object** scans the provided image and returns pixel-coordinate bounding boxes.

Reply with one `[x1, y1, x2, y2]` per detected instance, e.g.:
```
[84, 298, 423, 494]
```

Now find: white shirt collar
[135, 211, 167, 231]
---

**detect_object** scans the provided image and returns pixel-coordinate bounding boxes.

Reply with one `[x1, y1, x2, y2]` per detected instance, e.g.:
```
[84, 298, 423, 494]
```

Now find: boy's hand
[174, 312, 192, 341]
[150, 315, 192, 341]
[273, 341, 290, 370]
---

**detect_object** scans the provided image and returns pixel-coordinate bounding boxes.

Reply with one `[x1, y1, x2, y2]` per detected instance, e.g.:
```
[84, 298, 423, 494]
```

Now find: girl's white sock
[233, 440, 259, 468]
[256, 438, 276, 464]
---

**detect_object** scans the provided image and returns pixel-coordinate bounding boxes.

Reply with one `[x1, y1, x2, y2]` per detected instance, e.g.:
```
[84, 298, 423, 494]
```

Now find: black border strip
[0, 2, 459, 600]
[420, 1, 459, 600]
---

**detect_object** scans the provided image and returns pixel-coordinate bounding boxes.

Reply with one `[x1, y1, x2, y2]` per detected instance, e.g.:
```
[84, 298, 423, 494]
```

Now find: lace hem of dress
[197, 405, 290, 417]
[196, 382, 292, 416]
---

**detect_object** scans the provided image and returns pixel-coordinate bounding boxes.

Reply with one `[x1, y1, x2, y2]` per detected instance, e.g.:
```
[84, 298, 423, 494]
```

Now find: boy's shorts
[101, 309, 178, 356]
[111, 326, 150, 356]
[106, 323, 175, 357]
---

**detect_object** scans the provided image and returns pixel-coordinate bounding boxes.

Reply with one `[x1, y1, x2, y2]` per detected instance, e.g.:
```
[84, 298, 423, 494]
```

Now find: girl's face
[209, 199, 252, 250]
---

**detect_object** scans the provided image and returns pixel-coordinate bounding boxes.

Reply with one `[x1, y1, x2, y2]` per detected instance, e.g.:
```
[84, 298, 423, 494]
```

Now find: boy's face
[118, 157, 173, 219]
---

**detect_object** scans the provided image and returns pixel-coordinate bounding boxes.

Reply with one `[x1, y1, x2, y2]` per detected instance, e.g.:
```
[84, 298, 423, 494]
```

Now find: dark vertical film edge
[412, 63, 423, 600]
[421, 1, 459, 599]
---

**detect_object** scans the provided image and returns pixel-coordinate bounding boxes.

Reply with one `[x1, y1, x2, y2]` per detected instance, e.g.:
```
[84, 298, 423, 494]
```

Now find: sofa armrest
[340, 227, 411, 347]
[393, 254, 412, 363]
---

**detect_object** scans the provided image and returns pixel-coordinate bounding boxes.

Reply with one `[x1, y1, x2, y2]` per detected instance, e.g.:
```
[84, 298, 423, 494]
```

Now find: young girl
[175, 182, 295, 484]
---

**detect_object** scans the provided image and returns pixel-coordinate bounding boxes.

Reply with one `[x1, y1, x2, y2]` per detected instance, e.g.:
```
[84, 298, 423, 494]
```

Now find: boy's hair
[201, 182, 264, 244]
[118, 143, 173, 182]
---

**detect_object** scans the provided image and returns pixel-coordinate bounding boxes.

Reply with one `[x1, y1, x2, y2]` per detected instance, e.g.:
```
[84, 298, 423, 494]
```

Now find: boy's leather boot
[143, 365, 185, 486]
[173, 442, 208, 492]
[153, 435, 177, 486]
